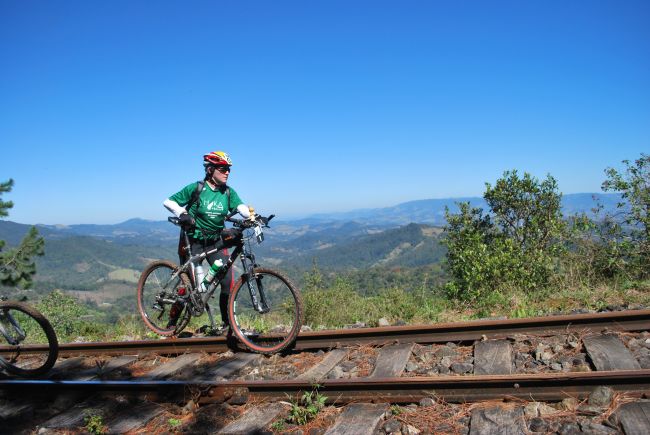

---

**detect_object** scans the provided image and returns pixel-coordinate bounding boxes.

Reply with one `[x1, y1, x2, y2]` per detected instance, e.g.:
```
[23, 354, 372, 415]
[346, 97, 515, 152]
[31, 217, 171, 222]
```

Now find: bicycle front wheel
[137, 260, 192, 336]
[0, 301, 59, 377]
[228, 268, 303, 354]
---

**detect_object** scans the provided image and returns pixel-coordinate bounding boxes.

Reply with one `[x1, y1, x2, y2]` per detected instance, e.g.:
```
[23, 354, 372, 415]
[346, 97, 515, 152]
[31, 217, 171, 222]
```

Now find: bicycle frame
[0, 309, 26, 346]
[163, 223, 271, 329]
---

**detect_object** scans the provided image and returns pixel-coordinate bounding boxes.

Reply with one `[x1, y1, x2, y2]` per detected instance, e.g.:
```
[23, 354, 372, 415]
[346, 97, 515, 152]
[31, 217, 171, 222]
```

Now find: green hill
[32, 236, 176, 290]
[284, 223, 446, 270]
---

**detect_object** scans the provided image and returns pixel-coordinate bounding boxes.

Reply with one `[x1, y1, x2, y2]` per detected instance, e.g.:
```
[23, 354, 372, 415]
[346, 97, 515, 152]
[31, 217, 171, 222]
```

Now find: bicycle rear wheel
[0, 301, 59, 377]
[137, 260, 192, 336]
[228, 268, 303, 354]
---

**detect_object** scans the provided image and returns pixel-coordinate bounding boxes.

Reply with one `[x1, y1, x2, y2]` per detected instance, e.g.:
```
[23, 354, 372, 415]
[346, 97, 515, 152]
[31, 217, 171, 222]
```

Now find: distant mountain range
[1, 192, 621, 245]
[304, 192, 623, 226]
[0, 191, 624, 298]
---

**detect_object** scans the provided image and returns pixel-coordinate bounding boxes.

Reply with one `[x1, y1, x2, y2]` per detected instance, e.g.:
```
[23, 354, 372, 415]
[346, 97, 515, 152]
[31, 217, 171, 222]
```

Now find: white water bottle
[200, 259, 224, 292]
[195, 265, 205, 291]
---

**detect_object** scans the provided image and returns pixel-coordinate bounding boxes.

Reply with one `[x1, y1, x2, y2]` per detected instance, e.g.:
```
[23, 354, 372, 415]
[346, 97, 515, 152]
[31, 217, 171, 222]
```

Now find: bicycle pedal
[152, 303, 164, 311]
[197, 324, 210, 334]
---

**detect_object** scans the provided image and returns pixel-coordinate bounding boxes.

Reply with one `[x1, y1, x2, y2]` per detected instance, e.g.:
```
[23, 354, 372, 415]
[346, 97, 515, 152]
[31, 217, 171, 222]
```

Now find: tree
[484, 171, 564, 255]
[0, 179, 45, 289]
[600, 153, 650, 277]
[443, 171, 565, 302]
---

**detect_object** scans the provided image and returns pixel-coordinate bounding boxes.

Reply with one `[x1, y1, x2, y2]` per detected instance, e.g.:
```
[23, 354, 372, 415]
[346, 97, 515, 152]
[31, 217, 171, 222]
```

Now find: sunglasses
[215, 166, 231, 174]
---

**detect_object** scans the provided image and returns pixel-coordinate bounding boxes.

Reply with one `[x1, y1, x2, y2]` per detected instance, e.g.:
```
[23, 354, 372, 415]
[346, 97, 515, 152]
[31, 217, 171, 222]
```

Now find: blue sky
[1, 1, 648, 225]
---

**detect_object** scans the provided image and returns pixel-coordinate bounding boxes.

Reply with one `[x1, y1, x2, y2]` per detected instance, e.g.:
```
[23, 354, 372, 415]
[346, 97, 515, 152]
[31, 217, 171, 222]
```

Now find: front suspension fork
[244, 268, 270, 314]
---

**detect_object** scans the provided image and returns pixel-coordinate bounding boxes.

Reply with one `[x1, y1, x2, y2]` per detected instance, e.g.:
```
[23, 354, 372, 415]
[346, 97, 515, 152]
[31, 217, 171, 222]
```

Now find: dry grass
[128, 354, 171, 377]
[393, 394, 634, 434]
[345, 344, 379, 377]
[601, 393, 641, 423]
[289, 351, 327, 376]
[395, 398, 472, 434]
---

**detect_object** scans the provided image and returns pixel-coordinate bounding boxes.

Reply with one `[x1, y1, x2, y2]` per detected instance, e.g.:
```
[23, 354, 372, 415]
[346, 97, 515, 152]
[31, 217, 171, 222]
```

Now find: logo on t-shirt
[207, 201, 224, 213]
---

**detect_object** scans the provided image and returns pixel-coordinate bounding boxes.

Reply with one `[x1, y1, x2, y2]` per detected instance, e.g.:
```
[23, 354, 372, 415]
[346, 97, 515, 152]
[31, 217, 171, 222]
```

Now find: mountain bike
[0, 299, 59, 377]
[137, 212, 303, 354]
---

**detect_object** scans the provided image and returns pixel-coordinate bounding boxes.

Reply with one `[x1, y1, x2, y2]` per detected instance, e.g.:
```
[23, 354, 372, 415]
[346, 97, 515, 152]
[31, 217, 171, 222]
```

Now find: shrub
[443, 171, 565, 302]
[37, 289, 95, 340]
[600, 153, 650, 278]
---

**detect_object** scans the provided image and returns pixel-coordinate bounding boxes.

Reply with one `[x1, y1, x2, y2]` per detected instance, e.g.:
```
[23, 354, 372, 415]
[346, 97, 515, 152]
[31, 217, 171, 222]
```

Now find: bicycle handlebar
[168, 213, 274, 228]
[226, 213, 274, 228]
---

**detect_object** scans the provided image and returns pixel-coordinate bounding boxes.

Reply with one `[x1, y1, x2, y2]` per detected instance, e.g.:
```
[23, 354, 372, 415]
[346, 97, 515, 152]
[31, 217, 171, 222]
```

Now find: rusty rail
[1, 370, 649, 404]
[205, 369, 650, 404]
[292, 309, 650, 350]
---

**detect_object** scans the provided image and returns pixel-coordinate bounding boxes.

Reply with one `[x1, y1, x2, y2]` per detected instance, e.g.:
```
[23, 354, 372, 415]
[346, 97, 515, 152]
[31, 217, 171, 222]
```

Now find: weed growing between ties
[271, 386, 329, 432]
[84, 414, 107, 435]
[167, 417, 182, 432]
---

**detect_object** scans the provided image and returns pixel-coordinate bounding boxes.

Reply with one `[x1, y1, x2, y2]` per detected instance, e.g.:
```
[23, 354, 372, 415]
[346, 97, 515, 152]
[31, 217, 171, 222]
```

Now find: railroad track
[1, 309, 649, 434]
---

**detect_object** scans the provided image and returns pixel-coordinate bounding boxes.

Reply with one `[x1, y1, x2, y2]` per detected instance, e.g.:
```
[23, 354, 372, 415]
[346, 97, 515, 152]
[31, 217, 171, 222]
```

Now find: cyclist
[163, 150, 250, 332]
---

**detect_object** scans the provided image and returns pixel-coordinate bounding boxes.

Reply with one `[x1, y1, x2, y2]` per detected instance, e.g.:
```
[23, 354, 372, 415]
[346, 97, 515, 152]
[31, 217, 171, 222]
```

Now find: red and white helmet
[203, 151, 233, 167]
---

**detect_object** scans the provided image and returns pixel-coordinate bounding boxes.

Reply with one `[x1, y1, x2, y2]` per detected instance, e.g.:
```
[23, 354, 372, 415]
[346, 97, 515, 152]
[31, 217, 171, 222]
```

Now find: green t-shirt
[169, 182, 244, 240]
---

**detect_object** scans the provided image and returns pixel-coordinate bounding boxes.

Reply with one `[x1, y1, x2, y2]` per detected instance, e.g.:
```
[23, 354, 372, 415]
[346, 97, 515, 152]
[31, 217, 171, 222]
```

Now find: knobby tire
[228, 267, 303, 354]
[137, 260, 192, 336]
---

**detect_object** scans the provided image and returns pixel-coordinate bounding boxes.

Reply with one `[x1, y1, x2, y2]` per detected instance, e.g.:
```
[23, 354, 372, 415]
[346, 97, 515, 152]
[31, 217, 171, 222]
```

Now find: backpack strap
[185, 180, 205, 213]
[178, 180, 205, 260]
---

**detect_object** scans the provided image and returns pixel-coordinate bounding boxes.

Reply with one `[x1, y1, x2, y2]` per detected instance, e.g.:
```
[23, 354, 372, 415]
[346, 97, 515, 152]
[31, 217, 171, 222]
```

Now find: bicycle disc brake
[188, 292, 205, 317]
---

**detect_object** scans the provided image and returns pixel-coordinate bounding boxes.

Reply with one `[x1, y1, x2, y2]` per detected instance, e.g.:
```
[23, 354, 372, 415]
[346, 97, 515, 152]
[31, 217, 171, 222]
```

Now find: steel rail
[1, 370, 649, 404]
[4, 309, 649, 357]
[210, 369, 650, 404]
[292, 308, 650, 351]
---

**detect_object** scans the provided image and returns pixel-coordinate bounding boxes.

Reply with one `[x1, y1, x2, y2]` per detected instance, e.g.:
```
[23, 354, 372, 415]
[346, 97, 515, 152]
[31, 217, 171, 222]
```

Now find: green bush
[600, 153, 650, 278]
[36, 289, 105, 341]
[443, 171, 565, 303]
[558, 154, 650, 286]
